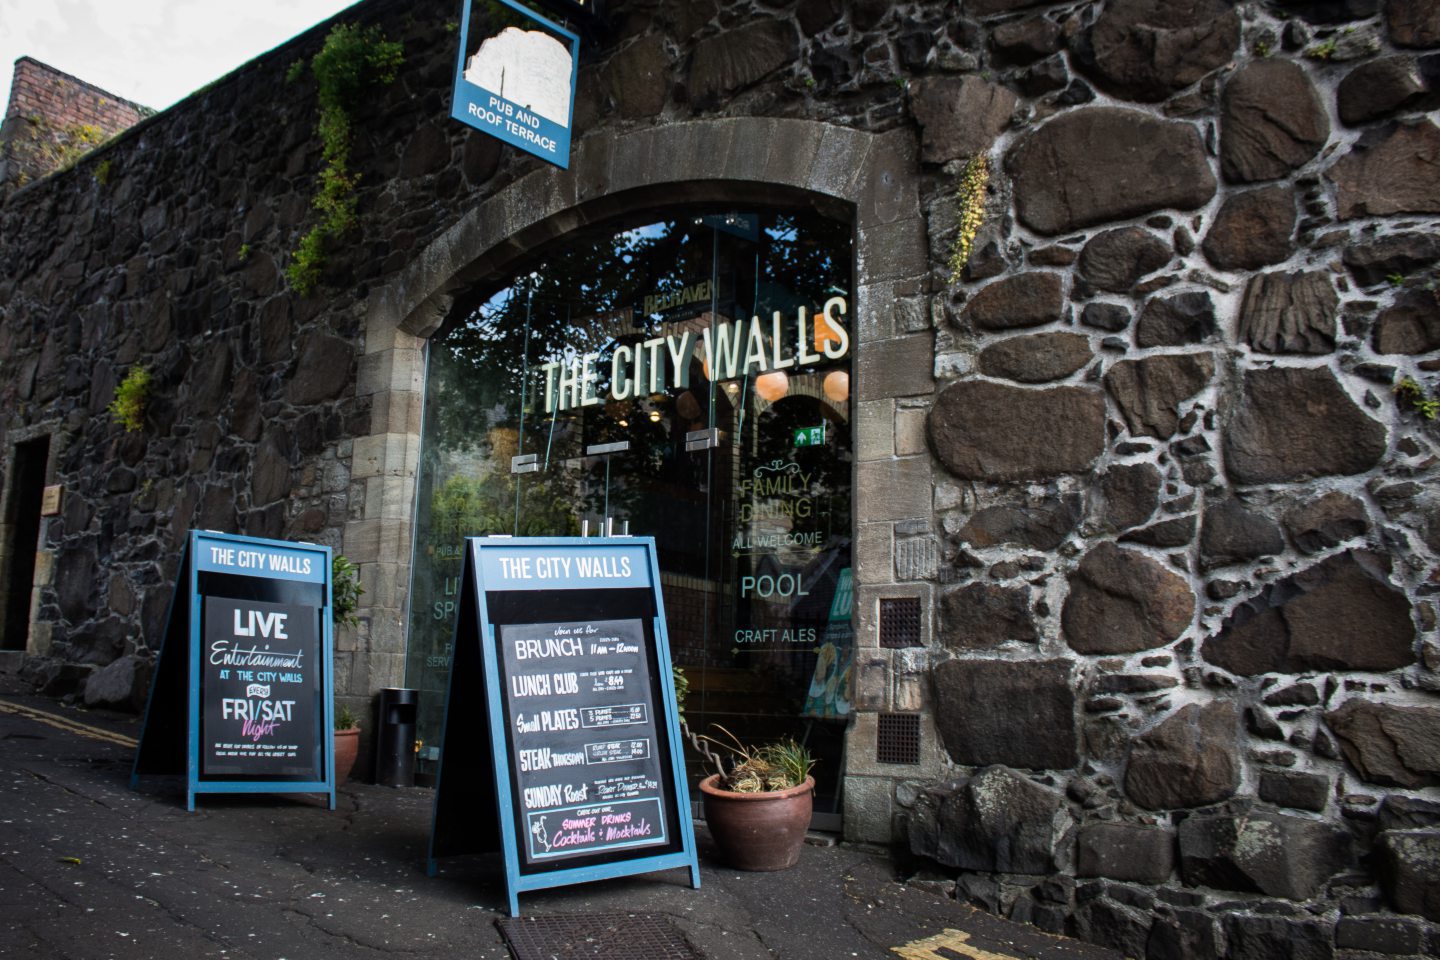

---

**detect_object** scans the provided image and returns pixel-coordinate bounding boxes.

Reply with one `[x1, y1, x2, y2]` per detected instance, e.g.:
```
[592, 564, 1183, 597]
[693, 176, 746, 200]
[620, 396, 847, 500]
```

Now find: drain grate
[879, 596, 922, 648]
[876, 712, 922, 765]
[497, 914, 702, 960]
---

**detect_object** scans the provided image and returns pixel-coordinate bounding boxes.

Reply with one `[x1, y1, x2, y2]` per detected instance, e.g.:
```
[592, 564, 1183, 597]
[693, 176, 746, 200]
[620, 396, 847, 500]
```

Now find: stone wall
[882, 1, 1440, 956]
[0, 0, 1438, 954]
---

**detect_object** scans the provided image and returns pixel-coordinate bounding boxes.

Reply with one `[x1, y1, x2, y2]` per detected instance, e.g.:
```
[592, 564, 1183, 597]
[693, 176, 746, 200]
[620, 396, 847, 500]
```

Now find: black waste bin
[375, 687, 418, 787]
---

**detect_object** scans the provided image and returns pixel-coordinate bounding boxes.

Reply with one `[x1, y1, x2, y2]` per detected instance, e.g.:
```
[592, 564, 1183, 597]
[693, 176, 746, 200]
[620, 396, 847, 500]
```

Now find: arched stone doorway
[353, 117, 938, 839]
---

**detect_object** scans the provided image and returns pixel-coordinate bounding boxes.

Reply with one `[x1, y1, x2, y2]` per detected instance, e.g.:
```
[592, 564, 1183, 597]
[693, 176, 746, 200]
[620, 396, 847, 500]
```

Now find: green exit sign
[793, 425, 825, 447]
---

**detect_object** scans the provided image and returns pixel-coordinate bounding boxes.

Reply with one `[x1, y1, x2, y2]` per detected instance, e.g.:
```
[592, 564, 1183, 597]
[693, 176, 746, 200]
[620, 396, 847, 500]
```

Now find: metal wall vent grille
[876, 712, 922, 765]
[879, 596, 922, 648]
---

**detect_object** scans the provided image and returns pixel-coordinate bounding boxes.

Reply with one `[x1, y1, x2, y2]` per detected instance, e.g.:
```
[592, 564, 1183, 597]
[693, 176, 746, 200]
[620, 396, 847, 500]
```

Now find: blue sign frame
[427, 536, 700, 916]
[451, 0, 581, 168]
[131, 530, 336, 811]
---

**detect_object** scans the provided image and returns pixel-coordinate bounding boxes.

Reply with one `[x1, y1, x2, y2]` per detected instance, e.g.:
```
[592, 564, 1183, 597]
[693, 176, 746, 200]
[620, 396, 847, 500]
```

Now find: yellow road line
[0, 699, 138, 748]
[893, 928, 1020, 960]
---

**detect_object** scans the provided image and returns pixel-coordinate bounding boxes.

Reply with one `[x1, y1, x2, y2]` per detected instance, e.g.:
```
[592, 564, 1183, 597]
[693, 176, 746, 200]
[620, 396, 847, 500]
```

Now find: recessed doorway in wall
[1, 435, 50, 652]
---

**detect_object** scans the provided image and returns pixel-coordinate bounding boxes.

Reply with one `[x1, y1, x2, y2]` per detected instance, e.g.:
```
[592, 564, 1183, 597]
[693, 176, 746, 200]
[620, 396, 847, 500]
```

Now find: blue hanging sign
[131, 530, 336, 811]
[427, 536, 700, 916]
[451, 0, 581, 169]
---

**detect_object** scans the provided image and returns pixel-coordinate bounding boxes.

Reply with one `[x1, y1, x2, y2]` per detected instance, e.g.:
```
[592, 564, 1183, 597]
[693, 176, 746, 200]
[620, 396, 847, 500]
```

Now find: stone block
[360, 474, 417, 526]
[1259, 770, 1330, 813]
[842, 775, 896, 844]
[978, 332, 1092, 384]
[1220, 915, 1336, 960]
[1063, 543, 1195, 655]
[1071, 897, 1151, 959]
[1179, 809, 1350, 900]
[938, 583, 1038, 648]
[856, 217, 928, 284]
[854, 523, 893, 587]
[342, 518, 413, 566]
[1224, 366, 1387, 485]
[1125, 702, 1240, 810]
[1239, 272, 1339, 355]
[1327, 120, 1440, 219]
[959, 272, 1064, 331]
[1202, 185, 1297, 270]
[855, 399, 895, 461]
[351, 433, 421, 481]
[356, 346, 424, 398]
[286, 333, 354, 406]
[1200, 500, 1285, 568]
[930, 381, 1105, 482]
[1077, 0, 1239, 103]
[1078, 227, 1171, 292]
[857, 129, 921, 227]
[1206, 551, 1414, 676]
[367, 385, 423, 441]
[1327, 700, 1440, 788]
[1284, 492, 1369, 554]
[809, 122, 874, 205]
[856, 457, 932, 523]
[853, 655, 890, 712]
[895, 536, 939, 582]
[82, 653, 153, 712]
[1105, 353, 1214, 439]
[1221, 60, 1329, 183]
[1335, 916, 1426, 955]
[1008, 108, 1216, 234]
[857, 333, 935, 401]
[1077, 822, 1175, 883]
[932, 659, 1078, 770]
[854, 280, 898, 342]
[908, 766, 1071, 874]
[895, 406, 928, 457]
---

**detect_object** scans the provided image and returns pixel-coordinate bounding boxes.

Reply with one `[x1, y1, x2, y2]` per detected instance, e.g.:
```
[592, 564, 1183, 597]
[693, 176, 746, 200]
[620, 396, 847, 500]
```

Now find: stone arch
[347, 118, 934, 725]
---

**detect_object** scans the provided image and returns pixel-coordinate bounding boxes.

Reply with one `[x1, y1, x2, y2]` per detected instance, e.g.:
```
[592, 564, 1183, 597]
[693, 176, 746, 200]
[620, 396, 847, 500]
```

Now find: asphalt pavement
[0, 680, 1121, 960]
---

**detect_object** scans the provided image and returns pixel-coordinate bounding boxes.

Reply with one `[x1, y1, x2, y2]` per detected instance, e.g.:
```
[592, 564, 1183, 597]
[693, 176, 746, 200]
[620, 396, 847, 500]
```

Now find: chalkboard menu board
[501, 617, 668, 864]
[132, 531, 335, 811]
[427, 537, 699, 916]
[201, 597, 322, 780]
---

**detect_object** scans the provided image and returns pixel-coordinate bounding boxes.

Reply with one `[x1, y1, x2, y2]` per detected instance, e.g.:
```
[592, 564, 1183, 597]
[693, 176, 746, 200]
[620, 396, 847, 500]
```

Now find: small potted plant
[333, 705, 361, 787]
[331, 555, 364, 787]
[696, 727, 816, 871]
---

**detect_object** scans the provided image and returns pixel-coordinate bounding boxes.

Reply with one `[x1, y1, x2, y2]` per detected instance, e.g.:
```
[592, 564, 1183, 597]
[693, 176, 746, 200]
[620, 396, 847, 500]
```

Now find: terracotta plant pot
[334, 727, 360, 787]
[699, 774, 814, 871]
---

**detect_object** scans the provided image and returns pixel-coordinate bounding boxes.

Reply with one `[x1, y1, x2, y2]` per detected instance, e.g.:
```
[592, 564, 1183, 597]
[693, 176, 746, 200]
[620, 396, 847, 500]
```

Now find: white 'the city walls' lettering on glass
[539, 296, 851, 414]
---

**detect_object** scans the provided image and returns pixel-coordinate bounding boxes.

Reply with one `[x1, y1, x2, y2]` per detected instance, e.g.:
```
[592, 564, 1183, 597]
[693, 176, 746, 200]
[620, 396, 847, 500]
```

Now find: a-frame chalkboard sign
[427, 536, 700, 916]
[132, 530, 335, 811]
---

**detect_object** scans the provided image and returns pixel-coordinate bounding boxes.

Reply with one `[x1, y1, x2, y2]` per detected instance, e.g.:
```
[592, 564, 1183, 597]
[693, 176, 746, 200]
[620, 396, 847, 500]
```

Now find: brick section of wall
[4, 57, 146, 138]
[1, 57, 148, 185]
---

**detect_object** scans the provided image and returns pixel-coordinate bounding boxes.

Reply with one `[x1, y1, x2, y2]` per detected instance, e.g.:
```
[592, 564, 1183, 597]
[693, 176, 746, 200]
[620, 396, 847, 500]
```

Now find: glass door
[406, 207, 854, 816]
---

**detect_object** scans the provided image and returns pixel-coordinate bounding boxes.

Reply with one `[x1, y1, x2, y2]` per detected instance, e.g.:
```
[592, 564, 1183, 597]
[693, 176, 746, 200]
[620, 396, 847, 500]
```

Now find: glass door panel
[407, 208, 853, 815]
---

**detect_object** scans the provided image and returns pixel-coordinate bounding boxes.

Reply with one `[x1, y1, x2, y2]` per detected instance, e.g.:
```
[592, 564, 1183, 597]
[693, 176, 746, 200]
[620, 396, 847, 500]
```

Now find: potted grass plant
[331, 555, 364, 787]
[696, 727, 816, 871]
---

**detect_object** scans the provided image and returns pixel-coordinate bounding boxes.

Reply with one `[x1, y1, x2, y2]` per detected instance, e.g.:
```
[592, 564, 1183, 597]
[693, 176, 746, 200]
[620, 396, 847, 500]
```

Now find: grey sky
[0, 0, 360, 114]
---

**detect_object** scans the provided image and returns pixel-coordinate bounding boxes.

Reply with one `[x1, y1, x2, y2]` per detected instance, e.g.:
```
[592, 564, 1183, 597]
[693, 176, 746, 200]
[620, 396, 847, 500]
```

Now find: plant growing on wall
[108, 365, 152, 433]
[286, 23, 404, 295]
[1395, 376, 1440, 420]
[332, 554, 365, 627]
[947, 154, 991, 284]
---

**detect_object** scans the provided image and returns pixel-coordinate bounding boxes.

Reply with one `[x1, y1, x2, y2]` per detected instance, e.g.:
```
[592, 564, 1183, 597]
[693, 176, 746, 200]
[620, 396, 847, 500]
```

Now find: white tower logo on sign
[464, 27, 573, 129]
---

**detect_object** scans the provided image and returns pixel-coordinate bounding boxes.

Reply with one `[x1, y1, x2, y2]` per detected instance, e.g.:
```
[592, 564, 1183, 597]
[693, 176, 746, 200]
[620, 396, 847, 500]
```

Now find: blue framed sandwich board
[427, 536, 700, 916]
[131, 531, 336, 811]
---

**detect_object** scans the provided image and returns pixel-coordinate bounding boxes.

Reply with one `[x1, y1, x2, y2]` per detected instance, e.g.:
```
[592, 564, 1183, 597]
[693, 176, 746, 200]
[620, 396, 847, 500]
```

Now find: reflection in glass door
[406, 207, 853, 815]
